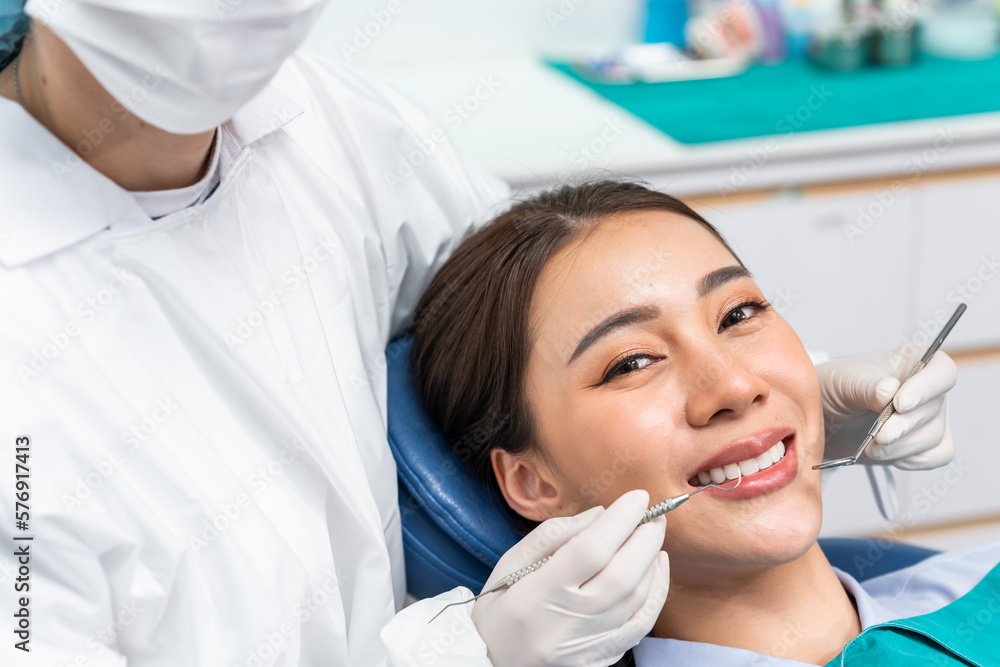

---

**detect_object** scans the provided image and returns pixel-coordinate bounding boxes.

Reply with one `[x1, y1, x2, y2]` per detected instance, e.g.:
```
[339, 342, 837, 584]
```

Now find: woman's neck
[0, 25, 214, 192]
[653, 543, 862, 665]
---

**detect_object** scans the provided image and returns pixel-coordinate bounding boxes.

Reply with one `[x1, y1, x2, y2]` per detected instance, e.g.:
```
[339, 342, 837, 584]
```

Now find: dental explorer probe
[427, 471, 742, 623]
[813, 302, 967, 470]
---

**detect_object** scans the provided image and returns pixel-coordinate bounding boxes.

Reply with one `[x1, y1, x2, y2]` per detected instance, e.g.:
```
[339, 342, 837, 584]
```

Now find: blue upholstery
[387, 336, 939, 599]
[387, 337, 521, 599]
[814, 536, 939, 582]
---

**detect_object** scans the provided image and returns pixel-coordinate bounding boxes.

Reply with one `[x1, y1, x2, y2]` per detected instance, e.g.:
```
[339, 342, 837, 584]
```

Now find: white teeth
[694, 438, 789, 486]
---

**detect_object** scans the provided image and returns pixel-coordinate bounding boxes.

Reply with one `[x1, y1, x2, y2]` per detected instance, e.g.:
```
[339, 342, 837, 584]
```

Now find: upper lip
[690, 427, 794, 478]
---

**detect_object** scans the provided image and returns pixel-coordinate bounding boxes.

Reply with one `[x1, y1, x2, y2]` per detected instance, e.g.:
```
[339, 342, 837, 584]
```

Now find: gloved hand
[471, 489, 670, 667]
[817, 342, 958, 470]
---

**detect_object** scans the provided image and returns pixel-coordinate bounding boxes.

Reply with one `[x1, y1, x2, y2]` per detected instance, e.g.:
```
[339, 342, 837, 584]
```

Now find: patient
[409, 181, 1000, 666]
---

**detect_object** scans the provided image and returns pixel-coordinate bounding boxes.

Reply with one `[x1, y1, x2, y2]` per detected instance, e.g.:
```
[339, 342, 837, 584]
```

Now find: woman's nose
[682, 347, 770, 426]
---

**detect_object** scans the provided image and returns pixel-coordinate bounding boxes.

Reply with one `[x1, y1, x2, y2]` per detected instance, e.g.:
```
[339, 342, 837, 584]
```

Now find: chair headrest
[386, 337, 521, 596]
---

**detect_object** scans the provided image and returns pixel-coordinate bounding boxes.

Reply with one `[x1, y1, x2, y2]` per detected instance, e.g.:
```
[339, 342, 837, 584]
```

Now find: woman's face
[507, 210, 825, 580]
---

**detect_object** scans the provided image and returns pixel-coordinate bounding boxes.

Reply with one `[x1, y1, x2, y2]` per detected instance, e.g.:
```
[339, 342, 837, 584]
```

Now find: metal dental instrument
[427, 471, 742, 623]
[639, 468, 743, 524]
[813, 302, 967, 471]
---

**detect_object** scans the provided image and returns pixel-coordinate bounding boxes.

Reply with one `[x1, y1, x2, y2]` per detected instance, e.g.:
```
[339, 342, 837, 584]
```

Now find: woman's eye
[603, 354, 654, 383]
[720, 300, 770, 331]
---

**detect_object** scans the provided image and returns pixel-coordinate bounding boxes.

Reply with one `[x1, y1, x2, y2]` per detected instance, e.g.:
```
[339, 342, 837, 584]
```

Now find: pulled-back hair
[410, 180, 743, 532]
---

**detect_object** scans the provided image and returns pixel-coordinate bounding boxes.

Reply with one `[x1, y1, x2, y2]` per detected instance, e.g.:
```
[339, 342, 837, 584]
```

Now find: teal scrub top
[634, 541, 1000, 665]
[827, 561, 1000, 666]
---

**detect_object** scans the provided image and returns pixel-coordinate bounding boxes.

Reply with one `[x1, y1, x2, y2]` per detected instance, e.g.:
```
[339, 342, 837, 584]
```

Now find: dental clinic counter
[367, 54, 1000, 553]
[365, 55, 1000, 195]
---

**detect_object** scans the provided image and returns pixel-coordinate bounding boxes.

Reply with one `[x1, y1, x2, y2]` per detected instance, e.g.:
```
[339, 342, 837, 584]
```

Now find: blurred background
[302, 1, 1000, 550]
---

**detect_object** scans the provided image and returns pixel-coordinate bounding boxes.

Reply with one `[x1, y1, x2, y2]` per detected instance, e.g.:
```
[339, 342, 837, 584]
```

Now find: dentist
[0, 1, 956, 665]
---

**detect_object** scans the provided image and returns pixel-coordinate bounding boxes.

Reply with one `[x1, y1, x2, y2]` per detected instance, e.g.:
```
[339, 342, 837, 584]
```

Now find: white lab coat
[0, 51, 509, 665]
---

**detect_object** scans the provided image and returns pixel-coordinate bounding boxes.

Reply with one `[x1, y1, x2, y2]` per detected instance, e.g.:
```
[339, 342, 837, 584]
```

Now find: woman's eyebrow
[568, 305, 661, 365]
[698, 265, 753, 298]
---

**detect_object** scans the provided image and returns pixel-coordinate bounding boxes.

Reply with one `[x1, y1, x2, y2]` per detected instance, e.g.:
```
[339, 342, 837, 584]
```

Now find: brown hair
[409, 180, 743, 532]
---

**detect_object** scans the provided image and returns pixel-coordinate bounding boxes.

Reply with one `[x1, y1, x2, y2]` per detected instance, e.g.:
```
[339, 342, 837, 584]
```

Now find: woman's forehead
[526, 212, 744, 366]
[535, 212, 736, 310]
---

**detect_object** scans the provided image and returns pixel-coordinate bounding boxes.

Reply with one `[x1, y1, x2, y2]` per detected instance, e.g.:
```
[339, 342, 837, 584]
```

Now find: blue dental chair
[386, 337, 939, 601]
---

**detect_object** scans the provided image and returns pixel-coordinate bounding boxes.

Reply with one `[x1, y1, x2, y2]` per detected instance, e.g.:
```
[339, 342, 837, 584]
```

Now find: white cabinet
[895, 358, 1000, 527]
[914, 175, 1000, 351]
[819, 465, 896, 537]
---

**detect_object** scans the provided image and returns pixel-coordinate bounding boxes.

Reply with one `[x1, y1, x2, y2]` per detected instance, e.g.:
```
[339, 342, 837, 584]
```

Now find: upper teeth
[697, 440, 786, 486]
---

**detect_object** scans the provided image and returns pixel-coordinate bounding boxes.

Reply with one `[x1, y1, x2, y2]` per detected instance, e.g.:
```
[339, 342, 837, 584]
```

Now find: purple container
[752, 0, 788, 62]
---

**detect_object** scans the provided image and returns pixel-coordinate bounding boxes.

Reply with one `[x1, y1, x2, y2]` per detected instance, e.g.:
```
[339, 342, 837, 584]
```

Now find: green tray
[548, 54, 1000, 144]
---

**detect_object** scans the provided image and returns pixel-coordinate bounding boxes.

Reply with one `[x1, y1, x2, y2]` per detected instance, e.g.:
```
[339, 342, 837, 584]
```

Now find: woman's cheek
[569, 432, 680, 511]
[570, 444, 655, 508]
[775, 323, 820, 389]
[767, 326, 823, 410]
[623, 398, 682, 465]
[577, 385, 677, 462]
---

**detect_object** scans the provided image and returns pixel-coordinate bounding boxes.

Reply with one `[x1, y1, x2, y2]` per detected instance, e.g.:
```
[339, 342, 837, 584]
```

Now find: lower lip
[694, 435, 798, 501]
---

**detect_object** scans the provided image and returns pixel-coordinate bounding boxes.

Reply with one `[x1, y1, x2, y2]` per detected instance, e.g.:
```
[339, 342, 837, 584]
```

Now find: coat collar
[0, 86, 303, 268]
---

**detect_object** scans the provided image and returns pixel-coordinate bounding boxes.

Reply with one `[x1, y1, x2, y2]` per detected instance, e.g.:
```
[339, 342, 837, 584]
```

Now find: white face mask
[24, 0, 327, 134]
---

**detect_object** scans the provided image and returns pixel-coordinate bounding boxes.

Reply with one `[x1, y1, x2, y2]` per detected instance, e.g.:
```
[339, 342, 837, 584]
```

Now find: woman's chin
[669, 510, 822, 573]
[739, 530, 818, 567]
[739, 512, 822, 564]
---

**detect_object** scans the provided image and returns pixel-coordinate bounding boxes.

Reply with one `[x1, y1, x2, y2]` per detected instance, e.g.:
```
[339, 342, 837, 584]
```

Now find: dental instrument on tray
[572, 43, 749, 84]
[813, 302, 967, 471]
[428, 471, 742, 622]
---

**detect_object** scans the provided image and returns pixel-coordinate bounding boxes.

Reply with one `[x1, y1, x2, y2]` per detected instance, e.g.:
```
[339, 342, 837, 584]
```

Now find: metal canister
[810, 23, 870, 71]
[871, 15, 918, 66]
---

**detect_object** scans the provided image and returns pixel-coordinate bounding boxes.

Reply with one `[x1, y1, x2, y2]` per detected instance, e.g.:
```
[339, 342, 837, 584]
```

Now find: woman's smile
[686, 432, 798, 501]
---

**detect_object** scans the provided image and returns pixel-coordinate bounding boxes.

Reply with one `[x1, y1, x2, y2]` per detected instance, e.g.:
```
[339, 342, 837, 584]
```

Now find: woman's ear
[490, 448, 566, 523]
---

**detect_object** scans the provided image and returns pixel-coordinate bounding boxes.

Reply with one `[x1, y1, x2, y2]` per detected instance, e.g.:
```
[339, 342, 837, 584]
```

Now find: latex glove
[817, 342, 958, 470]
[471, 489, 670, 667]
